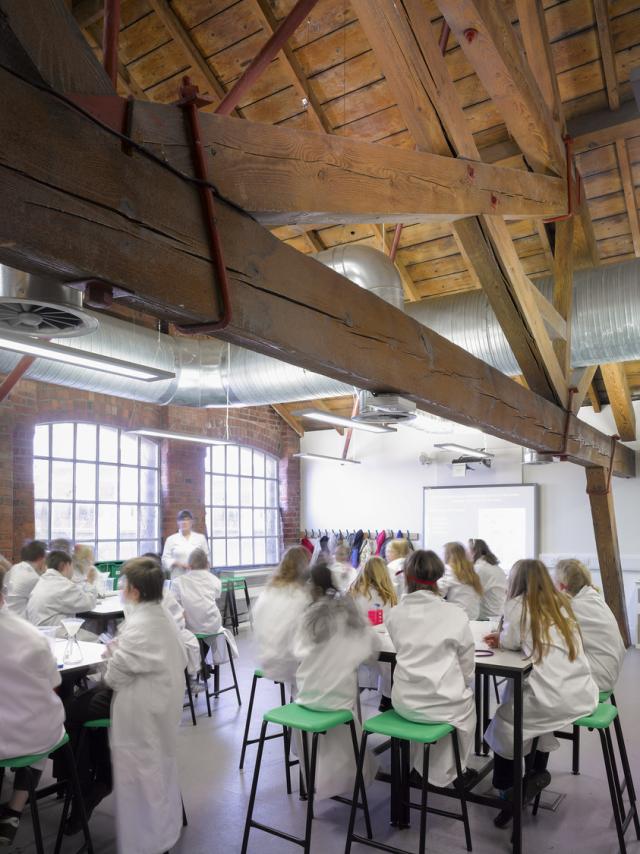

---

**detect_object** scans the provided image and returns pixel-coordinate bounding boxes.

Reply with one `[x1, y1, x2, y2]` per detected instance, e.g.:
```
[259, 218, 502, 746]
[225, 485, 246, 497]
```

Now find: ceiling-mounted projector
[353, 390, 417, 425]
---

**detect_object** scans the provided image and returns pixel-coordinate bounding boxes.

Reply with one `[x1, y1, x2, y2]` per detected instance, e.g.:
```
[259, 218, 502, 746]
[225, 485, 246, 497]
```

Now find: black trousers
[493, 749, 549, 791]
[13, 768, 42, 791]
[53, 686, 114, 793]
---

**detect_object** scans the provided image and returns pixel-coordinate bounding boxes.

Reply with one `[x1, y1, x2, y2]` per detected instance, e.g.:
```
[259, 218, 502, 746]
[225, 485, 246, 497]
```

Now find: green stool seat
[264, 703, 352, 733]
[364, 710, 454, 744]
[194, 630, 223, 640]
[83, 719, 111, 729]
[600, 690, 613, 703]
[254, 668, 263, 678]
[0, 733, 70, 769]
[575, 703, 618, 730]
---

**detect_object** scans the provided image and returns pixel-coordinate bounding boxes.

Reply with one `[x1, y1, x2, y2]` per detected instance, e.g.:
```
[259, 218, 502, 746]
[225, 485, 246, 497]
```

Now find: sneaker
[523, 770, 551, 803]
[378, 696, 393, 713]
[0, 807, 20, 847]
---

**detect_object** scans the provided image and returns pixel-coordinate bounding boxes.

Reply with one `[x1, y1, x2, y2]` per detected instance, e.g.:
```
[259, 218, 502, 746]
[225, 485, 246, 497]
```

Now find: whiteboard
[423, 484, 538, 573]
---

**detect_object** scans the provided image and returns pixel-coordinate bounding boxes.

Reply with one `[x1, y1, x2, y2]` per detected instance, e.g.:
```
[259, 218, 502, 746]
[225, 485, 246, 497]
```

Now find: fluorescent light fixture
[126, 428, 230, 445]
[0, 332, 175, 382]
[293, 452, 361, 465]
[433, 443, 494, 460]
[293, 408, 396, 434]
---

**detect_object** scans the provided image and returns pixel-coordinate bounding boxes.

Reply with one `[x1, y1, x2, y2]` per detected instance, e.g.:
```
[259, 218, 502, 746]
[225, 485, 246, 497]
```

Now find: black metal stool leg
[301, 732, 313, 821]
[418, 744, 430, 854]
[390, 737, 400, 827]
[185, 670, 197, 727]
[452, 730, 472, 852]
[348, 720, 372, 839]
[181, 795, 188, 827]
[474, 672, 482, 756]
[240, 674, 259, 769]
[226, 640, 242, 706]
[303, 734, 319, 854]
[241, 720, 268, 854]
[571, 725, 580, 774]
[605, 726, 626, 822]
[345, 731, 369, 854]
[278, 683, 293, 795]
[482, 674, 490, 755]
[492, 676, 501, 704]
[600, 729, 627, 854]
[199, 642, 212, 717]
[612, 710, 640, 838]
[26, 768, 44, 854]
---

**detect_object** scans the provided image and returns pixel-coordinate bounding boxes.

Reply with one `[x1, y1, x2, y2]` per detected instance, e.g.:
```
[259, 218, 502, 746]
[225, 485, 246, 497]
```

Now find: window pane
[213, 508, 225, 537]
[140, 468, 157, 504]
[226, 508, 239, 536]
[265, 456, 277, 479]
[96, 541, 117, 561]
[266, 479, 278, 508]
[209, 445, 225, 473]
[51, 502, 72, 540]
[140, 540, 158, 556]
[120, 432, 138, 465]
[140, 505, 157, 539]
[227, 539, 240, 565]
[226, 477, 239, 506]
[119, 505, 138, 539]
[99, 465, 118, 502]
[266, 509, 278, 536]
[241, 508, 253, 536]
[34, 424, 49, 458]
[98, 503, 117, 540]
[212, 476, 225, 504]
[99, 426, 118, 463]
[75, 463, 96, 501]
[140, 438, 158, 468]
[33, 459, 49, 500]
[211, 539, 226, 568]
[118, 540, 138, 560]
[253, 478, 265, 507]
[75, 503, 96, 540]
[241, 538, 253, 565]
[240, 477, 252, 506]
[51, 461, 73, 500]
[254, 509, 265, 536]
[35, 501, 49, 540]
[226, 445, 239, 474]
[52, 422, 74, 459]
[76, 424, 96, 461]
[240, 447, 253, 475]
[254, 452, 265, 477]
[120, 467, 139, 503]
[266, 537, 278, 564]
[254, 538, 266, 564]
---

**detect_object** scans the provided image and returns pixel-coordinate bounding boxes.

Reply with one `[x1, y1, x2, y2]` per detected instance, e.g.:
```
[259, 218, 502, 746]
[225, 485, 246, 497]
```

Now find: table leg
[475, 671, 483, 756]
[512, 672, 524, 854]
[483, 673, 490, 755]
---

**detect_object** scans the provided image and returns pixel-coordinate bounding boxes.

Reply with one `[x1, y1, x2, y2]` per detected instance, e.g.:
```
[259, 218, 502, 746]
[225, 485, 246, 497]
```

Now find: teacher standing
[161, 510, 209, 580]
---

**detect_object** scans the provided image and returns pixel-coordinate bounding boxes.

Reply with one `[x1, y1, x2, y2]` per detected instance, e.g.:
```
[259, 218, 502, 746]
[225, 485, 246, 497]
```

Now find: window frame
[33, 421, 161, 561]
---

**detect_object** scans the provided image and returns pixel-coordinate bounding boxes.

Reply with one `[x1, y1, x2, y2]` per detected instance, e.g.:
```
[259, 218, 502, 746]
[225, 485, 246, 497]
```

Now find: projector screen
[423, 484, 538, 572]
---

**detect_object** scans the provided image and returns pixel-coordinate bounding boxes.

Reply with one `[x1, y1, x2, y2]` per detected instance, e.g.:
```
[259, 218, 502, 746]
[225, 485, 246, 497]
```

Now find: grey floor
[7, 632, 640, 854]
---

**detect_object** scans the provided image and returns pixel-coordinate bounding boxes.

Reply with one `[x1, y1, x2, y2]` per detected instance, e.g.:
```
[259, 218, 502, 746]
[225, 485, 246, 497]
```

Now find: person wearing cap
[161, 510, 209, 580]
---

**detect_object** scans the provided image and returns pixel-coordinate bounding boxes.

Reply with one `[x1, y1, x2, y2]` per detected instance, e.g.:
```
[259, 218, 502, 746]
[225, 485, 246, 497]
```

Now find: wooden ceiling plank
[82, 25, 148, 99]
[601, 362, 637, 441]
[73, 0, 104, 28]
[535, 220, 556, 273]
[374, 225, 422, 302]
[593, 0, 621, 111]
[515, 0, 565, 130]
[571, 365, 598, 412]
[271, 404, 304, 436]
[588, 381, 603, 413]
[615, 138, 640, 256]
[552, 217, 575, 378]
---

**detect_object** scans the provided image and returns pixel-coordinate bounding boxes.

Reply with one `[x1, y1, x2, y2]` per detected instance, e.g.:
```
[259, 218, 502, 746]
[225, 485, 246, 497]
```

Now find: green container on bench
[95, 560, 124, 579]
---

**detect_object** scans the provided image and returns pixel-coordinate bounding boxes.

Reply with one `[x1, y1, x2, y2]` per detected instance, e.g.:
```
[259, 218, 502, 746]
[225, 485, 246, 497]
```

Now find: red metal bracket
[586, 435, 620, 496]
[544, 135, 581, 224]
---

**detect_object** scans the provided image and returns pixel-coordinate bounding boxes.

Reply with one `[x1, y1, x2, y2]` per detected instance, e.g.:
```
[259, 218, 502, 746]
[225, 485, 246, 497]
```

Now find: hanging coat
[105, 601, 187, 854]
[352, 590, 395, 696]
[5, 561, 43, 617]
[375, 530, 387, 556]
[438, 566, 481, 620]
[570, 586, 626, 693]
[252, 583, 311, 685]
[474, 558, 508, 620]
[484, 595, 598, 759]
[26, 568, 98, 636]
[293, 598, 379, 799]
[386, 590, 476, 786]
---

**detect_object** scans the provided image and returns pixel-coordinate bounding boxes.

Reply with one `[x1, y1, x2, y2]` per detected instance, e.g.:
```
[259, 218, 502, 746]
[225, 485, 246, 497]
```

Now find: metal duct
[406, 259, 640, 374]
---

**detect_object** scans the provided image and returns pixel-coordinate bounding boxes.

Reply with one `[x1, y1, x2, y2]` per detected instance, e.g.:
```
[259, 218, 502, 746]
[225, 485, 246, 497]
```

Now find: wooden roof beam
[514, 0, 565, 131]
[615, 139, 640, 257]
[552, 218, 574, 378]
[601, 363, 637, 441]
[571, 366, 598, 413]
[271, 404, 304, 437]
[594, 0, 620, 112]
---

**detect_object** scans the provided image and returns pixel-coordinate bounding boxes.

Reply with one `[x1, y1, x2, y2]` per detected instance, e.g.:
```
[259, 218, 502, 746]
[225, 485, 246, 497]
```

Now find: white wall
[300, 403, 640, 639]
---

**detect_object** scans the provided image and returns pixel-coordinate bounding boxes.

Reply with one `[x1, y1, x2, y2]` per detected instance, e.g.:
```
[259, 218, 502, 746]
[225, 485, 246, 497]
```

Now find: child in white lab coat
[0, 565, 66, 846]
[350, 556, 397, 711]
[252, 545, 311, 687]
[294, 563, 379, 800]
[5, 540, 47, 617]
[386, 538, 412, 597]
[554, 558, 626, 693]
[26, 550, 98, 638]
[468, 538, 507, 619]
[105, 557, 187, 854]
[386, 549, 477, 788]
[172, 547, 222, 635]
[484, 559, 598, 827]
[330, 544, 359, 592]
[440, 541, 483, 620]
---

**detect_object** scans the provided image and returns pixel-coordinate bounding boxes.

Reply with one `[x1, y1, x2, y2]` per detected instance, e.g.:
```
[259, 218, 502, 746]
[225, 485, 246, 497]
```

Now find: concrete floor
[6, 632, 640, 854]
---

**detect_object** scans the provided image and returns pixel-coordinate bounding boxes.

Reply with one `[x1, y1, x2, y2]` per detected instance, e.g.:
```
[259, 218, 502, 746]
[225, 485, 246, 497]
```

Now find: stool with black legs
[554, 689, 629, 777]
[184, 669, 197, 727]
[194, 631, 241, 717]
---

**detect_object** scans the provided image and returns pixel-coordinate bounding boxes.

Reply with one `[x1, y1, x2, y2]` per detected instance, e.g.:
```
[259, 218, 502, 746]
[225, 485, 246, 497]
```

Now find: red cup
[367, 609, 384, 626]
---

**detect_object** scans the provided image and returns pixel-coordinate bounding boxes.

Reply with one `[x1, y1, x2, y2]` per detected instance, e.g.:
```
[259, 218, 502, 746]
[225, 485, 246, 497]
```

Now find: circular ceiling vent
[0, 269, 98, 337]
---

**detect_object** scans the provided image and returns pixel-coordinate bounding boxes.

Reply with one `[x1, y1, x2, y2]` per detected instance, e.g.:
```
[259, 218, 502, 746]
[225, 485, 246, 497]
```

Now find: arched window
[205, 444, 280, 568]
[33, 422, 160, 561]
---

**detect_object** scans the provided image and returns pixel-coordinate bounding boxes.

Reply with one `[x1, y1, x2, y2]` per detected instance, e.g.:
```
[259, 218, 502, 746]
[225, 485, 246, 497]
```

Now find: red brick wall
[0, 380, 300, 562]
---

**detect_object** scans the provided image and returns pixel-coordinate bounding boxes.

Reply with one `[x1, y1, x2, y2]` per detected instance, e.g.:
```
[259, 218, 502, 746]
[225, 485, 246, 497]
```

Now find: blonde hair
[387, 539, 411, 561]
[555, 559, 594, 597]
[444, 542, 483, 596]
[270, 546, 309, 588]
[72, 544, 94, 573]
[333, 544, 351, 563]
[509, 559, 580, 664]
[351, 557, 397, 607]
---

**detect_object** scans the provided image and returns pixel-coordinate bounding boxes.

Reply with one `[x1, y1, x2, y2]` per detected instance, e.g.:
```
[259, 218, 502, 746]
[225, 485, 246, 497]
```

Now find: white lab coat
[105, 601, 187, 854]
[252, 583, 310, 684]
[438, 566, 481, 620]
[386, 590, 476, 786]
[330, 561, 359, 593]
[172, 570, 222, 635]
[352, 590, 395, 696]
[26, 568, 98, 636]
[570, 586, 626, 693]
[161, 531, 209, 579]
[162, 588, 200, 677]
[0, 607, 65, 760]
[294, 597, 379, 799]
[484, 595, 598, 758]
[474, 558, 507, 620]
[387, 557, 406, 597]
[5, 561, 42, 617]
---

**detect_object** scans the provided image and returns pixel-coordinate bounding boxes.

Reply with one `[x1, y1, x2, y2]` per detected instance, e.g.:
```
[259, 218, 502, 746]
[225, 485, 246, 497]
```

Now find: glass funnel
[61, 617, 85, 663]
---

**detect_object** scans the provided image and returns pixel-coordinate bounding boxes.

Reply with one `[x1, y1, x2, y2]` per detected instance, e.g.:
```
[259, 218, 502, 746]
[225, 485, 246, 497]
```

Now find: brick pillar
[279, 428, 300, 548]
[0, 406, 14, 559]
[161, 439, 207, 545]
[12, 419, 35, 558]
